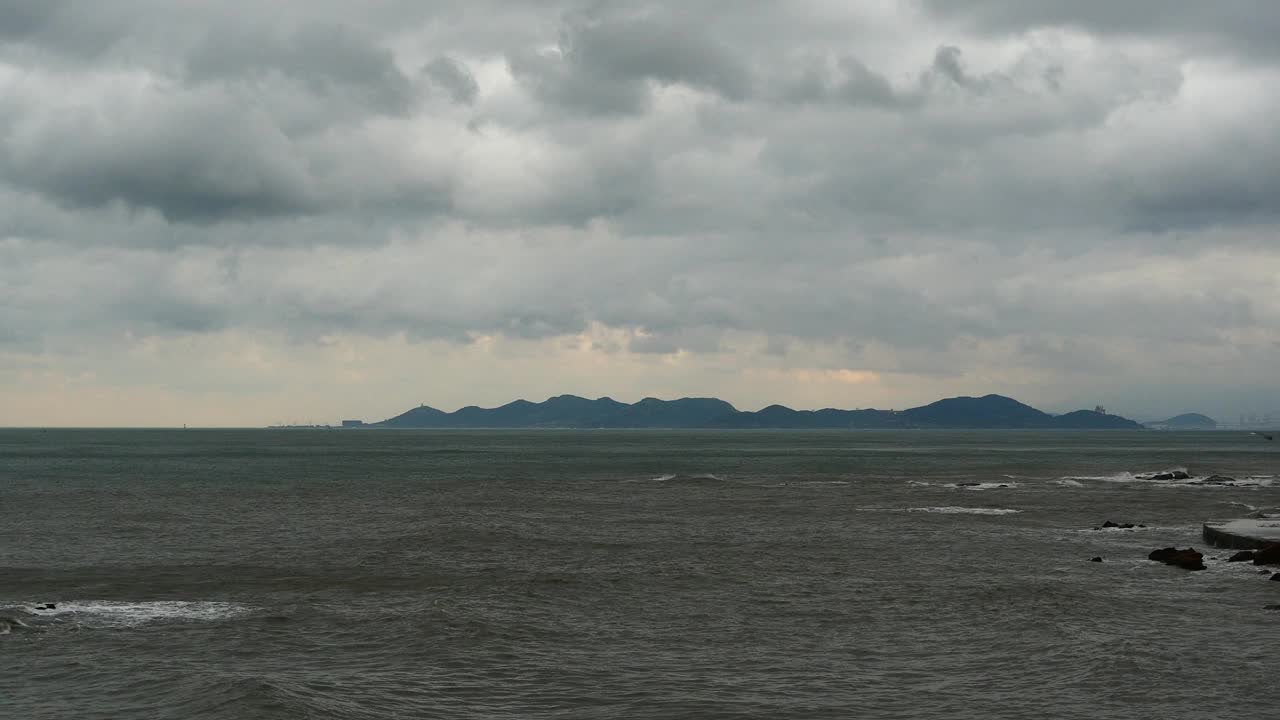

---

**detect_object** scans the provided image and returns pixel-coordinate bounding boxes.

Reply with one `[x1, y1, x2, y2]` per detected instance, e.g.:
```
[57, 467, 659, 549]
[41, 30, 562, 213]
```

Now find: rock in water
[1203, 475, 1236, 485]
[1089, 557, 1103, 562]
[1149, 547, 1206, 571]
[1102, 520, 1135, 529]
[1146, 470, 1192, 481]
[1252, 544, 1280, 566]
[1227, 551, 1256, 562]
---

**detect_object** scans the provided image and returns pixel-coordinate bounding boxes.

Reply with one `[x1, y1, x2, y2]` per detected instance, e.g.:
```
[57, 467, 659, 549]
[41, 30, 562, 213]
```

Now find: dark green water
[1, 430, 1276, 719]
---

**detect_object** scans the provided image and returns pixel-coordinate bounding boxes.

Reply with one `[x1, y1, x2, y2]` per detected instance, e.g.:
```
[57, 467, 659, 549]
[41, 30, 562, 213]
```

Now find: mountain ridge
[369, 393, 1144, 430]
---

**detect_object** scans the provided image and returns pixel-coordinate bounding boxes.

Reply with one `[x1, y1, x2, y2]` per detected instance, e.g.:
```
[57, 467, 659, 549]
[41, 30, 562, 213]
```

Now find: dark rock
[1253, 544, 1280, 566]
[1227, 551, 1256, 562]
[1266, 605, 1280, 611]
[1146, 470, 1191, 481]
[1101, 520, 1136, 529]
[1138, 524, 1146, 528]
[1272, 573, 1280, 582]
[1148, 546, 1206, 571]
[1089, 557, 1103, 562]
[1203, 475, 1236, 485]
[957, 482, 981, 487]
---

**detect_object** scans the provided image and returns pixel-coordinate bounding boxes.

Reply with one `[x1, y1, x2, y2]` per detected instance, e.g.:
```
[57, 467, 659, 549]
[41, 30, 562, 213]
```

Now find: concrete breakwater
[1202, 518, 1280, 549]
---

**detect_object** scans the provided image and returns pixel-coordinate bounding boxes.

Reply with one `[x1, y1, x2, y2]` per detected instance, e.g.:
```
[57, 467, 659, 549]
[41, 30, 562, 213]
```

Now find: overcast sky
[2, 1, 1278, 426]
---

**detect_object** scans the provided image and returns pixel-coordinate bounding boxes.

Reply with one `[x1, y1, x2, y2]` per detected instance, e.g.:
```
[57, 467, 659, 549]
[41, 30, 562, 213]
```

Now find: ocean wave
[946, 481, 1019, 490]
[1059, 471, 1276, 488]
[906, 506, 1022, 515]
[23, 600, 250, 628]
[629, 473, 733, 486]
[908, 480, 1018, 490]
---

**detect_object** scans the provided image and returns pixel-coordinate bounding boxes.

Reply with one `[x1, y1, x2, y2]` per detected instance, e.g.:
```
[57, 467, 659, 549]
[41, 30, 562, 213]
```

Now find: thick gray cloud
[424, 56, 479, 105]
[1, 0, 1278, 423]
[923, 1, 1280, 58]
[508, 7, 752, 115]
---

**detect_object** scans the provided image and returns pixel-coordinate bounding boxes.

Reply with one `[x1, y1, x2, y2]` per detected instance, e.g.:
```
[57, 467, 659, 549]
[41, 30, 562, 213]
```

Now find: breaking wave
[20, 600, 250, 628]
[908, 481, 1019, 490]
[629, 473, 734, 486]
[906, 506, 1022, 515]
[1058, 470, 1276, 488]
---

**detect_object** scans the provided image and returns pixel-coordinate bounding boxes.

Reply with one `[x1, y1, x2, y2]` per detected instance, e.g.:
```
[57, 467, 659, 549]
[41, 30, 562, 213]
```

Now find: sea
[1, 429, 1276, 719]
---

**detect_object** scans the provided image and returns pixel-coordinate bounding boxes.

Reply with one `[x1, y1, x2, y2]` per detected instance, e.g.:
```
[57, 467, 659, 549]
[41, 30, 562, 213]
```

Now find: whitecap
[906, 506, 1022, 515]
[27, 600, 250, 628]
[1055, 479, 1085, 487]
[943, 482, 1019, 491]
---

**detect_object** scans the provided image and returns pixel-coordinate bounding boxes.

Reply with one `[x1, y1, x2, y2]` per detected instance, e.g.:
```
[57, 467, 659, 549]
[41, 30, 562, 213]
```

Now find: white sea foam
[944, 482, 1019, 490]
[906, 506, 1022, 515]
[908, 480, 1018, 490]
[1059, 471, 1275, 488]
[26, 601, 250, 628]
[1061, 472, 1138, 483]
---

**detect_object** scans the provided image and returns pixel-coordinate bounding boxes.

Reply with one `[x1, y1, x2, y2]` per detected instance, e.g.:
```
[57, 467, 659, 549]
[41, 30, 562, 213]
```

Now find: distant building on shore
[341, 420, 365, 428]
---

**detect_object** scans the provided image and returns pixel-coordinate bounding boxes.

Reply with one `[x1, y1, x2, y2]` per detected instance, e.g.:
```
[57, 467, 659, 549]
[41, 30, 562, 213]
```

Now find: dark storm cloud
[1, 92, 319, 221]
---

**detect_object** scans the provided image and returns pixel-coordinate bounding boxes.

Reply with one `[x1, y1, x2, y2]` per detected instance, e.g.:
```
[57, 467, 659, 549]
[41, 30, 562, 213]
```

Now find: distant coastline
[310, 393, 1152, 430]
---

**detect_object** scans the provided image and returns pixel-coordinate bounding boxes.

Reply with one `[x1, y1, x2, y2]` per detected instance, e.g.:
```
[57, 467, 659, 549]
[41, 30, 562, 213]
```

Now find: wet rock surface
[1149, 547, 1206, 571]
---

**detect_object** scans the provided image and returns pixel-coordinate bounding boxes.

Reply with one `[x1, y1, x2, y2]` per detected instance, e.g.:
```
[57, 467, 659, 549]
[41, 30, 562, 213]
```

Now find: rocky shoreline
[1088, 514, 1280, 608]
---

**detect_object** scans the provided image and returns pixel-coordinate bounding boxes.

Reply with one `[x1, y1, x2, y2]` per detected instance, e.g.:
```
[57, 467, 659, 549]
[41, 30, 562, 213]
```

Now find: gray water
[1, 429, 1276, 719]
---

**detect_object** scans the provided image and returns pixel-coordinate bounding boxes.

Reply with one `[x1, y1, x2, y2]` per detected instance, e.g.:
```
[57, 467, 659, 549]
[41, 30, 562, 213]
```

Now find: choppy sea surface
[1, 429, 1276, 719]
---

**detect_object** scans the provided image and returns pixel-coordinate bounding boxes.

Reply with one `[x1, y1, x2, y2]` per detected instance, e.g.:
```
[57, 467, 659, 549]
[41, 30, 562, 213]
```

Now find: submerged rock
[1202, 475, 1236, 485]
[1089, 557, 1103, 562]
[1227, 551, 1256, 562]
[1102, 520, 1136, 529]
[1149, 547, 1206, 571]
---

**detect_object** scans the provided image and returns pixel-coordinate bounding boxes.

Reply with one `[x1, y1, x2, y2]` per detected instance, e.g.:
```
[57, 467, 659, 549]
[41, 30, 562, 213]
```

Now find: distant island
[1144, 413, 1217, 430]
[338, 394, 1146, 430]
